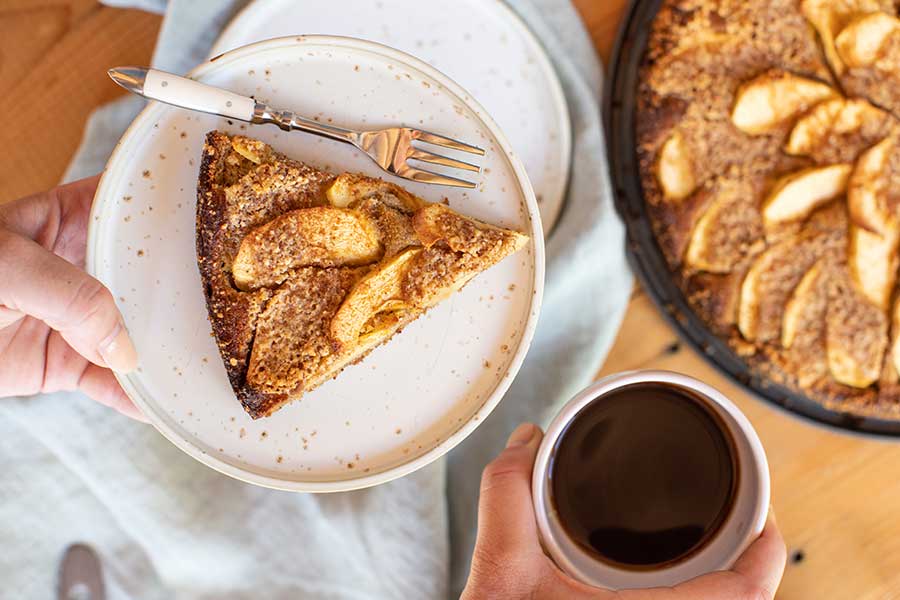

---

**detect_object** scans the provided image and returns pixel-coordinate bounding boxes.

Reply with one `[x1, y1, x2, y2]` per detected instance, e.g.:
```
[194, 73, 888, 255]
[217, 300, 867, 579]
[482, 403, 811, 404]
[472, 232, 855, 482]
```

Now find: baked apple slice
[891, 297, 900, 378]
[761, 164, 852, 228]
[232, 207, 383, 290]
[848, 224, 899, 310]
[835, 12, 900, 68]
[737, 238, 820, 342]
[785, 98, 891, 162]
[782, 261, 826, 349]
[801, 0, 893, 75]
[826, 268, 889, 388]
[731, 71, 837, 135]
[657, 131, 696, 201]
[684, 183, 764, 273]
[848, 137, 897, 234]
[330, 248, 419, 349]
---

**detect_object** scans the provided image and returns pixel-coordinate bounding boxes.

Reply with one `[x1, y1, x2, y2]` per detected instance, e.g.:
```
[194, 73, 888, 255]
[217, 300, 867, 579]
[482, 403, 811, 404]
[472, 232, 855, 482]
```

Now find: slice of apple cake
[197, 131, 528, 418]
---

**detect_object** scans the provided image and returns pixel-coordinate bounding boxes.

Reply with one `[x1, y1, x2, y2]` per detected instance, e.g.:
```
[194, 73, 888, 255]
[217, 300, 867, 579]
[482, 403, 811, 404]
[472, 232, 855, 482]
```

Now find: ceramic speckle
[211, 0, 570, 235]
[88, 37, 544, 492]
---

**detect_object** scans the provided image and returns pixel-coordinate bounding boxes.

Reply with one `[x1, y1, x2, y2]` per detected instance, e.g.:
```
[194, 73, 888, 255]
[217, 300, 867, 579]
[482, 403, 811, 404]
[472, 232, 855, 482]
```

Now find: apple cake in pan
[637, 0, 900, 418]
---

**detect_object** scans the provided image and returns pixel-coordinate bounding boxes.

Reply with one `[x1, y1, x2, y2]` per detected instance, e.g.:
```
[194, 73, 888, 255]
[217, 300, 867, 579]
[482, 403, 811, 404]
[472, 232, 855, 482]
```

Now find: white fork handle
[140, 68, 255, 122]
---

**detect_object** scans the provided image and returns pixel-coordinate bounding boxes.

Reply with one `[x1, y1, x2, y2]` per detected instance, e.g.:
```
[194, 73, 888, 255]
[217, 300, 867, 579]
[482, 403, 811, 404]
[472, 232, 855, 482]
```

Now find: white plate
[88, 36, 544, 492]
[210, 0, 571, 235]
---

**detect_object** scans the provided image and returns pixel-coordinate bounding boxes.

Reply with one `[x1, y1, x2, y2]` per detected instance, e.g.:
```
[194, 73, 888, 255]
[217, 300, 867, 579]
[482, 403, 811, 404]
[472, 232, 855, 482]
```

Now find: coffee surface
[550, 383, 737, 569]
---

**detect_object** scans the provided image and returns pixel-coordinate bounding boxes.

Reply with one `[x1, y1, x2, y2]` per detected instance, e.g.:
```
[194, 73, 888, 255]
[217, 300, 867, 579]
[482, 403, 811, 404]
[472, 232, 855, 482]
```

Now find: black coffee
[549, 382, 738, 569]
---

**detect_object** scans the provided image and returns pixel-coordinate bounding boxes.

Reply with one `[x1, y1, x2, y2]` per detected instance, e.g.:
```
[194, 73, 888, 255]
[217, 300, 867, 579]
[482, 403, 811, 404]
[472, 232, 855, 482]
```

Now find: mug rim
[531, 369, 771, 589]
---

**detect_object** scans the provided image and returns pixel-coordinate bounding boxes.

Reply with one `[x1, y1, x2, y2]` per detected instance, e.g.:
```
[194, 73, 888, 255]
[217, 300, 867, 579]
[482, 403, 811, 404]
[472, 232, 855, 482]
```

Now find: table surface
[2, 2, 899, 598]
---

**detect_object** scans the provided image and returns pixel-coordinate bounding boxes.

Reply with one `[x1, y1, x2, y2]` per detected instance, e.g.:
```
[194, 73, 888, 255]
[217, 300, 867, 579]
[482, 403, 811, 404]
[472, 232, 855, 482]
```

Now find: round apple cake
[637, 0, 900, 417]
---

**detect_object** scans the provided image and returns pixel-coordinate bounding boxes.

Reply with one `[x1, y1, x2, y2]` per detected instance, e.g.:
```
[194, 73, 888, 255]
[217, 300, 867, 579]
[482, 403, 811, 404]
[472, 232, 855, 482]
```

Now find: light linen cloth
[1, 1, 631, 598]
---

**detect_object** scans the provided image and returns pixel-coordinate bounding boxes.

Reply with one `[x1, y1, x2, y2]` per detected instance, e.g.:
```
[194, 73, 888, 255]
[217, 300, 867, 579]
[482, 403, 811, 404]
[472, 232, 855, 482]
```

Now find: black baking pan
[603, 0, 900, 437]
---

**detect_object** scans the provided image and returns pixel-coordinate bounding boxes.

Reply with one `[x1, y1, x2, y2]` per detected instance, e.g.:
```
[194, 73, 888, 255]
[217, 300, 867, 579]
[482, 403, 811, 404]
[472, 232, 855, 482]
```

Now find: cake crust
[197, 131, 527, 418]
[637, 0, 900, 419]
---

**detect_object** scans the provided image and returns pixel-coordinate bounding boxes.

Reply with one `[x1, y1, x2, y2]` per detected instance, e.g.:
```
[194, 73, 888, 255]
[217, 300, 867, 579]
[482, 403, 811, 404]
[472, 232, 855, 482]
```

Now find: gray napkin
[2, 1, 632, 598]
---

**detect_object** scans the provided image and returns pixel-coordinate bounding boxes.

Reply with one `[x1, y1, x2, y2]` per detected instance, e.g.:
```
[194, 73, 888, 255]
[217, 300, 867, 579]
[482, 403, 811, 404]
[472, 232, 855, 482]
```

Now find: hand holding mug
[462, 422, 786, 600]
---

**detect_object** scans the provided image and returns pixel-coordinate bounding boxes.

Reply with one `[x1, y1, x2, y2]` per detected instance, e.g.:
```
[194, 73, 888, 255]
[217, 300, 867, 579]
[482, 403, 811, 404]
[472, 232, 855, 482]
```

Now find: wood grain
[0, 2, 160, 203]
[1, 1, 899, 598]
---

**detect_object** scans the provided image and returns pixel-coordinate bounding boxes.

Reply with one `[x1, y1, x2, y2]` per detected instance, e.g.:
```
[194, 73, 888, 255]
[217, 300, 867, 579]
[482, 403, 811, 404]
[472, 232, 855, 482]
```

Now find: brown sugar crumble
[196, 131, 529, 419]
[630, 0, 900, 419]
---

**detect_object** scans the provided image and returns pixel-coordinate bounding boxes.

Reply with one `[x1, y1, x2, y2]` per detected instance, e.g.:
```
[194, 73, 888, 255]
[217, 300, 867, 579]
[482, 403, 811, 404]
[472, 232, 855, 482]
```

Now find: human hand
[0, 176, 143, 420]
[462, 423, 786, 600]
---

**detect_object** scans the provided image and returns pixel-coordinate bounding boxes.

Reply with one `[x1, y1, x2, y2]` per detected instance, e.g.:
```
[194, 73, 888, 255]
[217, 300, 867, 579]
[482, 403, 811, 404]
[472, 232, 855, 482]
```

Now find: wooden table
[3, 2, 899, 598]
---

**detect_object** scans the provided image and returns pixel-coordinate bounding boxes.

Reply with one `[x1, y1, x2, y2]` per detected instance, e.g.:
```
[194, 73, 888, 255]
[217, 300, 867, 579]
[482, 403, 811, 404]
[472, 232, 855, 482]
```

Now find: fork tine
[400, 165, 478, 189]
[408, 149, 481, 173]
[412, 129, 486, 156]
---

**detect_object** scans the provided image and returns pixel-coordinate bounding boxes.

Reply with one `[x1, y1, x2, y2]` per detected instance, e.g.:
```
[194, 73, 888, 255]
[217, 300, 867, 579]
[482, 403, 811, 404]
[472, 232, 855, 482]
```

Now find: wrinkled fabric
[3, 1, 630, 598]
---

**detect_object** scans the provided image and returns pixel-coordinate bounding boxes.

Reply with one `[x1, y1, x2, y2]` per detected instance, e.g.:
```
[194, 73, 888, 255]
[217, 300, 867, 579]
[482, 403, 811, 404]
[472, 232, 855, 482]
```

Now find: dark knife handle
[58, 544, 105, 600]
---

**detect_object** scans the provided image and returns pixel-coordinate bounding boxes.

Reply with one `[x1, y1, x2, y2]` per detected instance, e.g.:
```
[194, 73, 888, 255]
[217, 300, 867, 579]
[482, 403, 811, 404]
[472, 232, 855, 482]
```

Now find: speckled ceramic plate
[88, 36, 544, 491]
[210, 0, 571, 235]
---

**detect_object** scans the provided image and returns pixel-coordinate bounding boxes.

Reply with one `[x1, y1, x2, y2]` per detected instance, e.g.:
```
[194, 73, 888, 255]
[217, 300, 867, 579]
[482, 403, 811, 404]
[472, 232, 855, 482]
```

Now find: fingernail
[98, 322, 138, 373]
[507, 423, 537, 448]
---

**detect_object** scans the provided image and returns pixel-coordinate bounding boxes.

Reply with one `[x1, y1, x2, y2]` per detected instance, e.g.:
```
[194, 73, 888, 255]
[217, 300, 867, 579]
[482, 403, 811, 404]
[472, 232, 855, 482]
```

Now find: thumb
[473, 423, 545, 561]
[0, 231, 137, 372]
